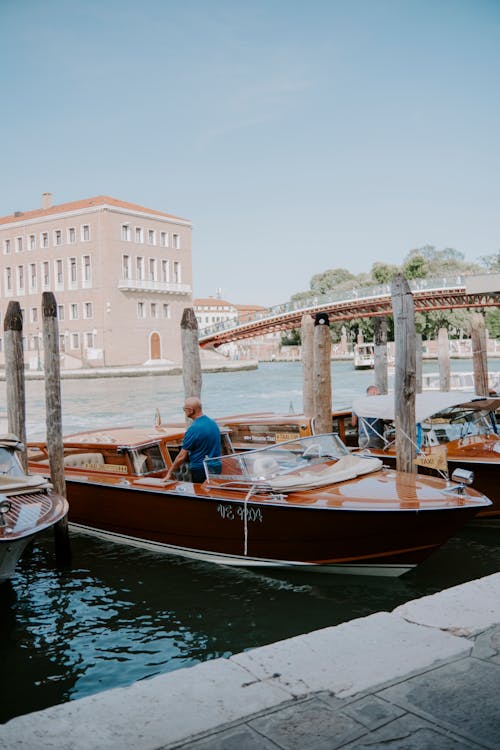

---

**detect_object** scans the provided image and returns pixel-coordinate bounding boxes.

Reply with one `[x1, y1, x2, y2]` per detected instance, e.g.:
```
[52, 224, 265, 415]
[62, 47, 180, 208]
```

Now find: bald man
[166, 397, 221, 483]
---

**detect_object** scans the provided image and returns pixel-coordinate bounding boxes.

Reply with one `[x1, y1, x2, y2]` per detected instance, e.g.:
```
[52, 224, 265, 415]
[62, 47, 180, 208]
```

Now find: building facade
[193, 298, 281, 361]
[0, 194, 192, 369]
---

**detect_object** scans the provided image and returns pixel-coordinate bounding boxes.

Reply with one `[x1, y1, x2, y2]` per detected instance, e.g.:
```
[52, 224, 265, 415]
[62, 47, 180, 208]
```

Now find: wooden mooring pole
[416, 333, 423, 394]
[373, 317, 388, 395]
[301, 314, 314, 418]
[471, 312, 489, 396]
[181, 308, 202, 417]
[3, 301, 27, 471]
[438, 327, 450, 392]
[313, 313, 332, 435]
[42, 292, 71, 565]
[391, 274, 417, 474]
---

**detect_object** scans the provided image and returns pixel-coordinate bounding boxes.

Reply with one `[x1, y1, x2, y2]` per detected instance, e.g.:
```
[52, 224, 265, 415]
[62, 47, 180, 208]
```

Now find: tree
[310, 268, 357, 294]
[402, 254, 427, 279]
[479, 251, 500, 272]
[371, 262, 399, 284]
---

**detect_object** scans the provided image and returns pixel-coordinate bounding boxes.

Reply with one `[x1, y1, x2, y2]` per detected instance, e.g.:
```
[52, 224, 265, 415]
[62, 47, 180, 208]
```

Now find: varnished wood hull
[64, 477, 481, 576]
[375, 453, 499, 518]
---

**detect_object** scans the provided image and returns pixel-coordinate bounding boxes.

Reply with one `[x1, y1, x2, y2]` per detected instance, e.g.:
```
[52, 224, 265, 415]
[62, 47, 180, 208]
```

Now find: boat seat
[63, 452, 105, 468]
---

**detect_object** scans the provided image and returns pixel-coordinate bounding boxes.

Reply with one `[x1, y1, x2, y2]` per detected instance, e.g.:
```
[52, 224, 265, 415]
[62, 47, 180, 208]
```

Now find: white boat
[353, 343, 374, 369]
[421, 371, 500, 392]
[0, 435, 68, 582]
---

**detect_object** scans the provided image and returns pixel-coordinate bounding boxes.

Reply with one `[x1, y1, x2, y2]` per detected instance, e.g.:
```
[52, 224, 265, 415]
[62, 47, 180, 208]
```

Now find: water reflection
[1, 523, 499, 723]
[0, 362, 498, 723]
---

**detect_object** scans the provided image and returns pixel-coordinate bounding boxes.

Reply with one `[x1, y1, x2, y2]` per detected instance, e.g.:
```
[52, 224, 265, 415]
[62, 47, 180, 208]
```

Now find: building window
[68, 227, 76, 244]
[15, 236, 23, 253]
[71, 333, 79, 349]
[162, 304, 170, 319]
[160, 231, 168, 248]
[173, 261, 181, 283]
[136, 256, 144, 280]
[85, 331, 95, 348]
[173, 233, 180, 250]
[135, 227, 144, 244]
[83, 302, 93, 319]
[54, 229, 63, 246]
[17, 265, 24, 293]
[5, 267, 12, 294]
[121, 224, 131, 241]
[30, 307, 38, 323]
[55, 259, 64, 289]
[148, 258, 157, 281]
[122, 254, 131, 279]
[42, 261, 50, 289]
[148, 229, 156, 245]
[70, 303, 78, 320]
[161, 260, 169, 283]
[29, 263, 37, 292]
[57, 305, 65, 321]
[59, 334, 66, 352]
[82, 255, 92, 287]
[40, 232, 49, 248]
[68, 257, 77, 287]
[3, 239, 11, 255]
[150, 302, 158, 318]
[81, 224, 91, 241]
[29, 234, 36, 251]
[137, 301, 146, 319]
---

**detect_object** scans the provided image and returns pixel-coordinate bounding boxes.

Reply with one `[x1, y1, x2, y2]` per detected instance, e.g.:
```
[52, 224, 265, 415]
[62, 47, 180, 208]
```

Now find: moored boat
[353, 342, 375, 369]
[27, 426, 490, 577]
[351, 391, 500, 518]
[0, 435, 69, 582]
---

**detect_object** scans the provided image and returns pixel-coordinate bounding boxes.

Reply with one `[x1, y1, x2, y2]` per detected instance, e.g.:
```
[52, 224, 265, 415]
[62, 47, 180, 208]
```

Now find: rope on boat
[399, 428, 449, 481]
[243, 483, 257, 556]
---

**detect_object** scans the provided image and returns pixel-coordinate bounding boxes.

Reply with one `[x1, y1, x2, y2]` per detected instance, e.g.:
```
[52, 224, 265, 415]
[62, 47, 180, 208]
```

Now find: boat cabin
[28, 425, 234, 481]
[216, 411, 359, 451]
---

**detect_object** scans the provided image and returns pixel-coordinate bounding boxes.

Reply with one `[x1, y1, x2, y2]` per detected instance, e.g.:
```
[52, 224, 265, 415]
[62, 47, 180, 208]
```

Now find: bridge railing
[198, 275, 466, 338]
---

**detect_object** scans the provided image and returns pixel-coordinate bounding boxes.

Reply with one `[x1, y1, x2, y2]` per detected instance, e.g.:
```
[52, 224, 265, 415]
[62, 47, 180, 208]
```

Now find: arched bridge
[198, 273, 500, 348]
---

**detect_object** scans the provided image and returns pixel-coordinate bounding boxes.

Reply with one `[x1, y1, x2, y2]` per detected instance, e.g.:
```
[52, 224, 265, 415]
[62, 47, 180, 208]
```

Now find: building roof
[192, 298, 236, 308]
[0, 195, 190, 226]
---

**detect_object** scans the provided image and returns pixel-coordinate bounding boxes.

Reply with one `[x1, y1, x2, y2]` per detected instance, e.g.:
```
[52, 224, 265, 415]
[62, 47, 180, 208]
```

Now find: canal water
[1, 360, 499, 723]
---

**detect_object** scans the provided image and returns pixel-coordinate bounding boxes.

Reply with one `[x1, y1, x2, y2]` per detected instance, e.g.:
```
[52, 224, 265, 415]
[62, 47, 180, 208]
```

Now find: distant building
[0, 193, 192, 369]
[193, 297, 281, 360]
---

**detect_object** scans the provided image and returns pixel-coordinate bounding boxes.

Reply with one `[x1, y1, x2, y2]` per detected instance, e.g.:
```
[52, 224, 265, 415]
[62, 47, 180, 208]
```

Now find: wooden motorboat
[27, 426, 490, 577]
[216, 410, 359, 450]
[0, 435, 68, 582]
[351, 391, 500, 518]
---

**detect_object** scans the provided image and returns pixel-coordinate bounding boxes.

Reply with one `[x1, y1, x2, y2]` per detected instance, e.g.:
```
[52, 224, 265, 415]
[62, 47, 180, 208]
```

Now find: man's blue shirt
[182, 415, 221, 470]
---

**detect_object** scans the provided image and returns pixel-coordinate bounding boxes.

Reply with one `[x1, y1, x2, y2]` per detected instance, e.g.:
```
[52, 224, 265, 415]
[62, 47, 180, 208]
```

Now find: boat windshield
[204, 433, 350, 484]
[423, 403, 499, 444]
[0, 446, 25, 478]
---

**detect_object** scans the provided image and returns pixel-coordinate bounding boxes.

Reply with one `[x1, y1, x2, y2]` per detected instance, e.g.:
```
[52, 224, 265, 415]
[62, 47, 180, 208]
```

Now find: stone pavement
[1, 574, 500, 750]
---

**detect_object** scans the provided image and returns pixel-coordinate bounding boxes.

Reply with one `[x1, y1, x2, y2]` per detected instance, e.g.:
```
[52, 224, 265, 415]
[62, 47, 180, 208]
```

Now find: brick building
[0, 194, 192, 369]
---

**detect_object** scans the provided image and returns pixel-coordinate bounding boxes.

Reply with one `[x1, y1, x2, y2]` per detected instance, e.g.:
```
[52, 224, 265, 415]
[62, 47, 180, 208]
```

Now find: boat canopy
[204, 433, 382, 491]
[351, 391, 494, 423]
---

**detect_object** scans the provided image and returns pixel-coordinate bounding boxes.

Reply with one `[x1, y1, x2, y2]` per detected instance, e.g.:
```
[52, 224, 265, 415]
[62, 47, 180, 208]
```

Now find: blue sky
[1, 0, 499, 306]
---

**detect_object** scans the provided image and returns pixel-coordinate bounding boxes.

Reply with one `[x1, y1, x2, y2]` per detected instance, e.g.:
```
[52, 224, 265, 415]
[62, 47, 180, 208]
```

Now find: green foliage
[371, 262, 399, 284]
[485, 308, 500, 338]
[479, 251, 500, 272]
[402, 254, 427, 279]
[310, 268, 357, 294]
[281, 328, 301, 346]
